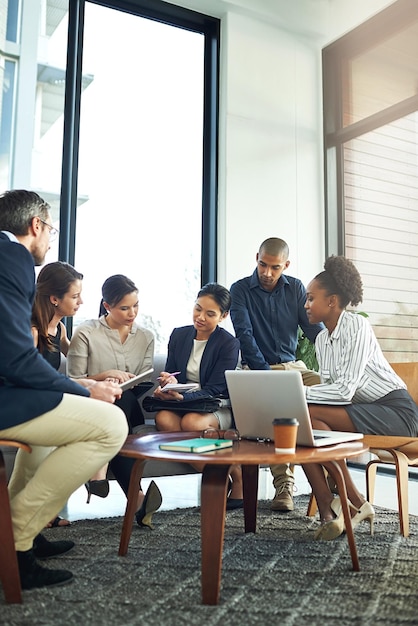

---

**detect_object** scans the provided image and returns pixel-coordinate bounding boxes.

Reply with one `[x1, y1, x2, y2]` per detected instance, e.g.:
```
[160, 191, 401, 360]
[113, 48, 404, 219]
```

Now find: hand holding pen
[157, 371, 180, 387]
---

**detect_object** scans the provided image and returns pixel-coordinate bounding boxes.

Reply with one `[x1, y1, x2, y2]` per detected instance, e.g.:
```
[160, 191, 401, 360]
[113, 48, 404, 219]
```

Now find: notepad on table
[159, 438, 233, 453]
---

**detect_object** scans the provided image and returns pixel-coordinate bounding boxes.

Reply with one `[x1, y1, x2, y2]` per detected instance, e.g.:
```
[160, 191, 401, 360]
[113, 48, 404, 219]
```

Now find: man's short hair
[0, 190, 50, 236]
[259, 237, 289, 259]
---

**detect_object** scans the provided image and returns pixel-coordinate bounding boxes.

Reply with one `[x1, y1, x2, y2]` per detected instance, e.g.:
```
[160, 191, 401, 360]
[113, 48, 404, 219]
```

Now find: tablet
[119, 368, 154, 391]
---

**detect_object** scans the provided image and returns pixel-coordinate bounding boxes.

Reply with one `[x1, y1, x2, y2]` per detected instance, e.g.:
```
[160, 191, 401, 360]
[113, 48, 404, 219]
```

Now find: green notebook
[159, 438, 233, 453]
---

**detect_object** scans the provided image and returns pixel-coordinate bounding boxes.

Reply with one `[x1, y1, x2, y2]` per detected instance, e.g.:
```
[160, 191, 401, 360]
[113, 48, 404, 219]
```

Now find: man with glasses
[0, 190, 128, 591]
[230, 237, 323, 512]
[38, 218, 59, 242]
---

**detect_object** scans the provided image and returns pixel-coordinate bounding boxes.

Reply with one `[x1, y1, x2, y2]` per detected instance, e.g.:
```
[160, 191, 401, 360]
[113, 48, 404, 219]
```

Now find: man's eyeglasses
[39, 218, 59, 243]
[201, 428, 241, 441]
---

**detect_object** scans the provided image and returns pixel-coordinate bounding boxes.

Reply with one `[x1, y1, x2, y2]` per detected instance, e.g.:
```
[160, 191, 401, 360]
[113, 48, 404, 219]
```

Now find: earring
[54, 303, 58, 307]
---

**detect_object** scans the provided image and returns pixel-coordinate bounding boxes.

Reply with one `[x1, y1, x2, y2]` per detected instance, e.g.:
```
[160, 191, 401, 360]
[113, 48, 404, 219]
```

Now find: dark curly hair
[314, 255, 363, 308]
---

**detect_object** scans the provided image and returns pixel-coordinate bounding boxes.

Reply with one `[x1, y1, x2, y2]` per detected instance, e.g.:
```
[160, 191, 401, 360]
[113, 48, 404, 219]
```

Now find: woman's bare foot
[136, 490, 145, 511]
[89, 467, 108, 481]
[229, 465, 243, 499]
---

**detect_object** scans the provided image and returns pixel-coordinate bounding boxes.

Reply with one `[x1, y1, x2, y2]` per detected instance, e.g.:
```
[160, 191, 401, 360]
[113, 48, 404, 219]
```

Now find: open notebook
[225, 369, 363, 447]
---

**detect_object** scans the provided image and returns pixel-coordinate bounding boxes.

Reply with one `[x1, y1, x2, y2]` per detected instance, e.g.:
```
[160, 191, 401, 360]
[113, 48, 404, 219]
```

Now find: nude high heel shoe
[350, 501, 375, 536]
[314, 496, 345, 541]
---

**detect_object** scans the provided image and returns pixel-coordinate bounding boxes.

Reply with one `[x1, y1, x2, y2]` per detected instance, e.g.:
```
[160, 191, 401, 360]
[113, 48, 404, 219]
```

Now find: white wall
[167, 0, 396, 288]
[218, 11, 324, 288]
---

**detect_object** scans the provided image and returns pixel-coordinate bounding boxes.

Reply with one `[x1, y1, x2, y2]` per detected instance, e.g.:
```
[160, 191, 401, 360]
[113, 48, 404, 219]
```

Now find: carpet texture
[2, 495, 418, 626]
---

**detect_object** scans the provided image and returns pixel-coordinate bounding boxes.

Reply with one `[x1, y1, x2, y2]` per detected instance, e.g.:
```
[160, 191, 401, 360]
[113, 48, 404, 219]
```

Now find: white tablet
[119, 368, 154, 391]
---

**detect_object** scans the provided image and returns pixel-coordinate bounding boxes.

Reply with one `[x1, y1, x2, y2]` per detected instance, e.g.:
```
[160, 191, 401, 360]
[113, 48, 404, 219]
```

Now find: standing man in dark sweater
[230, 237, 323, 511]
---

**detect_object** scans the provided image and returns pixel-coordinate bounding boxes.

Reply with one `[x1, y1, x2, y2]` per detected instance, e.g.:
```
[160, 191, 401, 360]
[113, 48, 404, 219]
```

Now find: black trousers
[109, 389, 145, 495]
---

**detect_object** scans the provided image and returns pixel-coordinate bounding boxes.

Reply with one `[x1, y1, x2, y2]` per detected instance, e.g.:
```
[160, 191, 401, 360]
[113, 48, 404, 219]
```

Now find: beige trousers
[270, 360, 320, 386]
[8, 445, 54, 502]
[269, 361, 320, 487]
[1, 394, 128, 551]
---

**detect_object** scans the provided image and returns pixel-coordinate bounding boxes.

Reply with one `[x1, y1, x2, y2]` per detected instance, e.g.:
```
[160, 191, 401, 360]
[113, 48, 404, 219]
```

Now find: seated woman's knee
[181, 412, 217, 431]
[155, 410, 177, 431]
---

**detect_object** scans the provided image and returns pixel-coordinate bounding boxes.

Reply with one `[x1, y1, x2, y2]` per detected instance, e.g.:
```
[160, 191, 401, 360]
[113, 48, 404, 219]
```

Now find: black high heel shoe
[135, 481, 162, 529]
[85, 479, 110, 504]
[226, 475, 243, 510]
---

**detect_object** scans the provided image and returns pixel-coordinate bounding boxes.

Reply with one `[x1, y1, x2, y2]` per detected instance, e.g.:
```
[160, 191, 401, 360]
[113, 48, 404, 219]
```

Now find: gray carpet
[2, 495, 418, 626]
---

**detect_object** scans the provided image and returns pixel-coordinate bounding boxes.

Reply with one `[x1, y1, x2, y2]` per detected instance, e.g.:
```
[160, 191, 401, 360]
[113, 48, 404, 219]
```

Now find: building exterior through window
[323, 1, 418, 361]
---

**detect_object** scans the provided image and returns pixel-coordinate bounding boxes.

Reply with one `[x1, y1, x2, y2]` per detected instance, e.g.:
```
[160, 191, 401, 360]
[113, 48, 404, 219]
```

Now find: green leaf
[296, 327, 319, 371]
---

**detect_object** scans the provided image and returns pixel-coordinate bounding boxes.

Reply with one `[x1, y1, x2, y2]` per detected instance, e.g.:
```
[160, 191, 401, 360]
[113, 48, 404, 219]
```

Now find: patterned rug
[2, 495, 417, 626]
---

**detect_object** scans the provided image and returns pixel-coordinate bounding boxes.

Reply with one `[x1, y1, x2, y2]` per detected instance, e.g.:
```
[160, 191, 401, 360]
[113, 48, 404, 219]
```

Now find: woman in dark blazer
[154, 282, 242, 507]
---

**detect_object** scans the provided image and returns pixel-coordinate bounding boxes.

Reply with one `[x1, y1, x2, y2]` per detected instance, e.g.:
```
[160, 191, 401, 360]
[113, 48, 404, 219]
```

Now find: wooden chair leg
[306, 492, 318, 517]
[0, 452, 22, 603]
[391, 450, 410, 538]
[365, 459, 379, 504]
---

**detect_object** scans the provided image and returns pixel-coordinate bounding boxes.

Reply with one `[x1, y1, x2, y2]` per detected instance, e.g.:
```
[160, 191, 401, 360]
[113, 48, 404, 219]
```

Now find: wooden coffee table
[118, 431, 369, 605]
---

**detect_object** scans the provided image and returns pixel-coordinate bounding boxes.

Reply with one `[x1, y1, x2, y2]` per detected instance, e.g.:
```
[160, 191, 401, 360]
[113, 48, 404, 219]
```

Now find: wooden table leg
[242, 464, 258, 533]
[200, 464, 230, 605]
[323, 460, 360, 571]
[118, 459, 145, 556]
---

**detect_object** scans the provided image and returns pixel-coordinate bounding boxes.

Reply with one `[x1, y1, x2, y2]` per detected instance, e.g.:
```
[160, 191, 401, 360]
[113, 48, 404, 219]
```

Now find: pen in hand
[157, 371, 181, 381]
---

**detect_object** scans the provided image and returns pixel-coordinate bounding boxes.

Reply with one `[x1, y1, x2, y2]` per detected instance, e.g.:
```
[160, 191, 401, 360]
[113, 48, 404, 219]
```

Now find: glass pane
[74, 3, 204, 352]
[343, 113, 418, 359]
[343, 20, 418, 126]
[0, 59, 16, 190]
[32, 2, 69, 263]
[6, 0, 21, 43]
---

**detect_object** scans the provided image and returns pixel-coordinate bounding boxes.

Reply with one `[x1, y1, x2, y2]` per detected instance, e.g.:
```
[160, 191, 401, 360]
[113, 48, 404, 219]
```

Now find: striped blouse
[305, 310, 406, 405]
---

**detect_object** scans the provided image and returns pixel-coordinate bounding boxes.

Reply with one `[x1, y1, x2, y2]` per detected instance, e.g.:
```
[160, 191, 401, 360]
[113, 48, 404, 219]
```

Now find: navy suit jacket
[164, 325, 240, 399]
[0, 232, 89, 429]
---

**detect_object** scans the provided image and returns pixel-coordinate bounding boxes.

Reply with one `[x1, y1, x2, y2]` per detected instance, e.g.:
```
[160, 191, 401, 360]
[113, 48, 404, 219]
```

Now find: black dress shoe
[17, 549, 73, 590]
[33, 533, 75, 560]
[226, 498, 244, 510]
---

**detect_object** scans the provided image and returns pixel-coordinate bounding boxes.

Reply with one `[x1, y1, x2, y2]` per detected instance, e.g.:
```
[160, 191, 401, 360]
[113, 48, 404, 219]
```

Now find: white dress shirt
[305, 310, 405, 405]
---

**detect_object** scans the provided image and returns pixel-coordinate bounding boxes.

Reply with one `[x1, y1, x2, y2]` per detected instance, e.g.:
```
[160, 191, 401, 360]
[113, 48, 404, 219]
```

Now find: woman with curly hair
[303, 255, 418, 541]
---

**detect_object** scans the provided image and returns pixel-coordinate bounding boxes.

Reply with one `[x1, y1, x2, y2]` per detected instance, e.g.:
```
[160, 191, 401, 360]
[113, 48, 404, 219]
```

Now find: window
[62, 0, 219, 349]
[0, 59, 17, 190]
[6, 0, 21, 43]
[0, 0, 69, 261]
[73, 3, 207, 350]
[323, 0, 418, 361]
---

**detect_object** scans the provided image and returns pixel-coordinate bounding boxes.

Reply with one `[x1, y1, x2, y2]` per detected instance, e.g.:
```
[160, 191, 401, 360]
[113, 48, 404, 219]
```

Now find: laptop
[225, 369, 363, 447]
